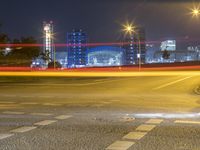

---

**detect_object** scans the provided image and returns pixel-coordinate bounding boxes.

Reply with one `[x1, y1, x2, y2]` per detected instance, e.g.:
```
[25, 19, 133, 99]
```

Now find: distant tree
[8, 36, 41, 66]
[48, 61, 62, 68]
[162, 50, 170, 59]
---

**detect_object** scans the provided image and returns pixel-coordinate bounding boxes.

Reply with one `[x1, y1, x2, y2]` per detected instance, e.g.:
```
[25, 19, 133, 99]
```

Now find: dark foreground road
[0, 75, 200, 150]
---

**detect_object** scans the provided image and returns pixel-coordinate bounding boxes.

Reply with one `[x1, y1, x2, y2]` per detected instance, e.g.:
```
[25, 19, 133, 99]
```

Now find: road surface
[0, 74, 199, 150]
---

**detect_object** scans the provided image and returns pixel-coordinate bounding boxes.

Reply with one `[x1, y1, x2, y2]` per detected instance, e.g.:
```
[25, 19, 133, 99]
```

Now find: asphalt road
[0, 75, 199, 150]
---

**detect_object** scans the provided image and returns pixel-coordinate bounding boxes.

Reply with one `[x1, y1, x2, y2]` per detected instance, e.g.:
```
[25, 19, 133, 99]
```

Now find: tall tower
[43, 21, 54, 64]
[67, 29, 87, 68]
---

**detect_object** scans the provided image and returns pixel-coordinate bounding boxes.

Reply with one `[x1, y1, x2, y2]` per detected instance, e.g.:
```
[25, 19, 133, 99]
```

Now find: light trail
[0, 37, 200, 48]
[0, 71, 200, 77]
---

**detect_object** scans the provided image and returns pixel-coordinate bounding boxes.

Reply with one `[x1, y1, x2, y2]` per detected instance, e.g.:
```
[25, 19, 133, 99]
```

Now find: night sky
[1, 0, 200, 46]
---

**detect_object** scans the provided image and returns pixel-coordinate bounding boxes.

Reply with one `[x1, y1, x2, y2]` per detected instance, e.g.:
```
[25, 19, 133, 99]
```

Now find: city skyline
[1, 0, 200, 44]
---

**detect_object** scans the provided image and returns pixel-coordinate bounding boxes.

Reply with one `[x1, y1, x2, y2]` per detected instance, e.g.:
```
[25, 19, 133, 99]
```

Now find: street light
[122, 22, 136, 35]
[122, 22, 141, 71]
[190, 7, 200, 17]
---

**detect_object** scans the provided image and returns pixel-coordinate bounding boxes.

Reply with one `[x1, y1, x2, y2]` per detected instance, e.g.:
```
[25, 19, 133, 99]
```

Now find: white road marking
[30, 113, 53, 116]
[0, 134, 14, 140]
[55, 115, 72, 120]
[174, 120, 200, 124]
[106, 140, 135, 150]
[123, 131, 147, 140]
[136, 124, 156, 132]
[3, 111, 25, 115]
[10, 126, 37, 133]
[34, 120, 57, 126]
[146, 119, 163, 124]
[153, 76, 193, 90]
[43, 103, 62, 106]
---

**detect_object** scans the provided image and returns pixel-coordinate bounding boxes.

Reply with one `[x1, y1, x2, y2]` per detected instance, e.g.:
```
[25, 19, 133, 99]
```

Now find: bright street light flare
[190, 7, 200, 17]
[122, 22, 136, 35]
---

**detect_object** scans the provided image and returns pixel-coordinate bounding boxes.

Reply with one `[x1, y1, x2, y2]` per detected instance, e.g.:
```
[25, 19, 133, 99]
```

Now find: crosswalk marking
[123, 131, 147, 140]
[0, 134, 14, 140]
[174, 120, 200, 124]
[55, 115, 72, 120]
[10, 126, 37, 133]
[3, 111, 25, 115]
[30, 113, 53, 116]
[136, 124, 156, 132]
[146, 119, 163, 124]
[106, 140, 135, 150]
[34, 120, 57, 126]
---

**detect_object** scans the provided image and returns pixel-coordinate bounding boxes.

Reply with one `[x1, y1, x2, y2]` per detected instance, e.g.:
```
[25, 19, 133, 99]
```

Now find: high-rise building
[43, 21, 54, 64]
[123, 27, 146, 65]
[67, 29, 87, 68]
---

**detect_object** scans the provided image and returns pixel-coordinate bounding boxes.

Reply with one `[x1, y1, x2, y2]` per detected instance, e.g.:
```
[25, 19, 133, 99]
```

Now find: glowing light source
[122, 22, 136, 35]
[190, 6, 200, 17]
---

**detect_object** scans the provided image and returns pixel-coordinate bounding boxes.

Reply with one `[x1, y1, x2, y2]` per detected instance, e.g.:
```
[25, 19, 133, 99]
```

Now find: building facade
[123, 27, 146, 65]
[86, 46, 125, 67]
[160, 40, 176, 51]
[67, 29, 87, 68]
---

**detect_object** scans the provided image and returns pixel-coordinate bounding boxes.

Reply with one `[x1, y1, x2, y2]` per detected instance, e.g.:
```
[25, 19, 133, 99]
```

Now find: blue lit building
[86, 46, 125, 67]
[67, 29, 87, 68]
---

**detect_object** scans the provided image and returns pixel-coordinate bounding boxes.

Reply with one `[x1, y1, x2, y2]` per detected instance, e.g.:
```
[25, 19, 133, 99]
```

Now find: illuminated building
[86, 46, 125, 67]
[160, 40, 176, 51]
[43, 21, 54, 64]
[122, 27, 146, 65]
[67, 29, 87, 68]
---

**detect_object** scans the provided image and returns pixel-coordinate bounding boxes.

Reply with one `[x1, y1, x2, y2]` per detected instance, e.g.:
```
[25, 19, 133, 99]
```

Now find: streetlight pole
[138, 34, 141, 71]
[122, 22, 142, 71]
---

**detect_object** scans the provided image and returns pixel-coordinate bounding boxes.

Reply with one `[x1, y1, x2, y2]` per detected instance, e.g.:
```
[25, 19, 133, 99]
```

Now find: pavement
[0, 74, 199, 150]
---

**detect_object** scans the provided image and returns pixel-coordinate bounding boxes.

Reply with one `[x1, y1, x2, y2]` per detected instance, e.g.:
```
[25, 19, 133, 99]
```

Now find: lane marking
[123, 131, 147, 140]
[30, 113, 53, 116]
[55, 115, 72, 120]
[34, 120, 57, 126]
[153, 76, 193, 90]
[136, 124, 156, 132]
[106, 140, 135, 150]
[0, 134, 14, 140]
[10, 126, 37, 133]
[146, 119, 163, 124]
[3, 111, 25, 115]
[43, 103, 62, 106]
[174, 120, 200, 124]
